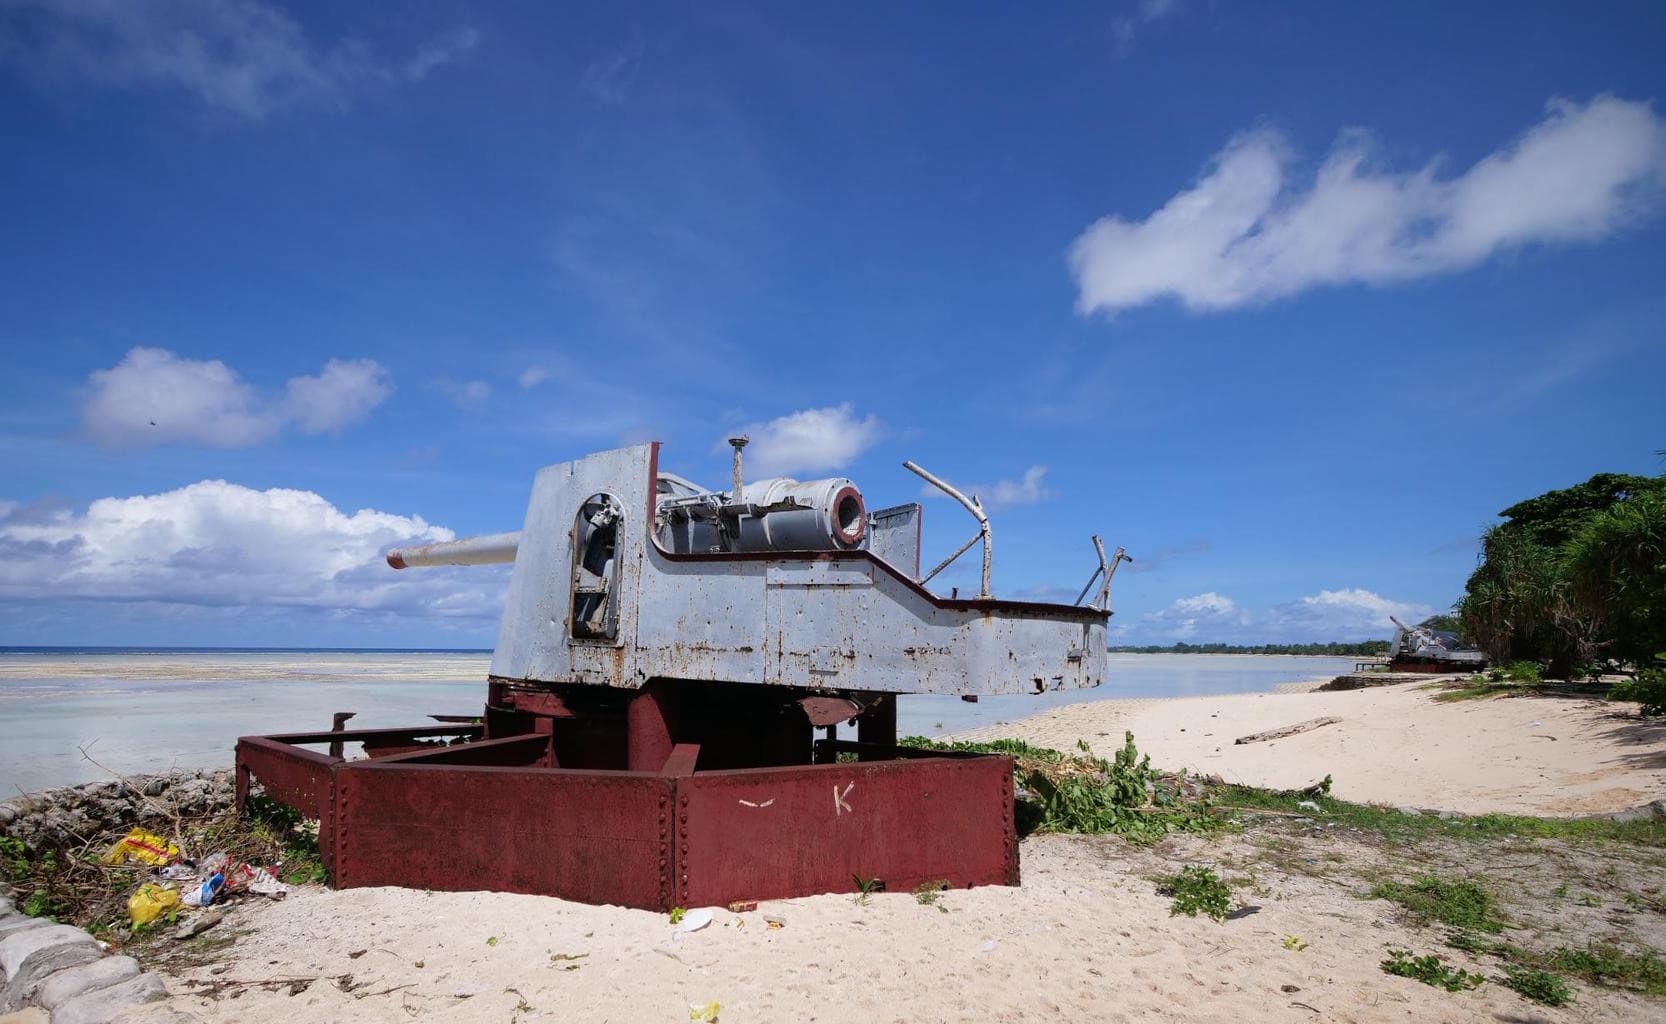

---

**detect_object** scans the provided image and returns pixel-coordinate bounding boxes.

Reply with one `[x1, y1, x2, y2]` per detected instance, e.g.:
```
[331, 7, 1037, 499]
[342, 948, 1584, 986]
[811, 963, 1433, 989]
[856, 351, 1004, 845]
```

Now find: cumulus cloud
[80, 348, 391, 449]
[0, 480, 503, 620]
[517, 366, 551, 389]
[0, 0, 477, 120]
[282, 358, 393, 434]
[1070, 96, 1666, 315]
[1130, 587, 1432, 643]
[922, 465, 1055, 511]
[725, 403, 883, 477]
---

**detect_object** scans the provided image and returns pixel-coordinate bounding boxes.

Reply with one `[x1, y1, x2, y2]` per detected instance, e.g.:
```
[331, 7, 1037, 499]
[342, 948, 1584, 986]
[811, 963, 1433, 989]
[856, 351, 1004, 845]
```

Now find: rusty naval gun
[235, 442, 1126, 909]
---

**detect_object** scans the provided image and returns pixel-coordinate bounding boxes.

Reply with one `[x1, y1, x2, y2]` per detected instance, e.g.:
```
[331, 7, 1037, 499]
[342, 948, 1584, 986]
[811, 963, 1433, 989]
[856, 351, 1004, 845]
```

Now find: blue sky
[1, 1, 1663, 648]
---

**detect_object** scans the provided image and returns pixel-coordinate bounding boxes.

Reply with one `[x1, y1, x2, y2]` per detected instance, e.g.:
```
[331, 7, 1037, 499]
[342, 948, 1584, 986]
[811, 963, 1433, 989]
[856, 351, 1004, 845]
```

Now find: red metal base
[236, 681, 1018, 910]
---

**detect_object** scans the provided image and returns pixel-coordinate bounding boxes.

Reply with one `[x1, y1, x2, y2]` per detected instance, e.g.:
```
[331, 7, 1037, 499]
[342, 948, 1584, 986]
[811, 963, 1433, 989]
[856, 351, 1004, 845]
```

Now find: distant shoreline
[0, 646, 493, 655]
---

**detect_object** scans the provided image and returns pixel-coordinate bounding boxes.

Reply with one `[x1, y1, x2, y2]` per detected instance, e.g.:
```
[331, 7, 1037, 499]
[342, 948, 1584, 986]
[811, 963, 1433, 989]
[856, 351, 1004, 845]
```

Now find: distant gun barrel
[387, 531, 521, 570]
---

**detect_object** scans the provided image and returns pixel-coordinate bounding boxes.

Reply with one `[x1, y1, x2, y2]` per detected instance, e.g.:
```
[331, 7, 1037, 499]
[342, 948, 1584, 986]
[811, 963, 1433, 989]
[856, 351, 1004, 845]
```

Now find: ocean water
[0, 649, 1355, 794]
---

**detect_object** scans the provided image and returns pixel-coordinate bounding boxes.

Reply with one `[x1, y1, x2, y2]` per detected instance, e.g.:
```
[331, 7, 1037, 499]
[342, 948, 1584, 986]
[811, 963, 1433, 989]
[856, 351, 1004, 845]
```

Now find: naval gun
[235, 442, 1120, 910]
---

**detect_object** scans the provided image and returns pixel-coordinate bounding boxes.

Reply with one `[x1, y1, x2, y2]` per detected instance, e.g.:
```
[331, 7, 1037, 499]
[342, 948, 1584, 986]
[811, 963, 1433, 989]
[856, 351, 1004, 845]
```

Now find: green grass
[1380, 949, 1485, 991]
[1371, 875, 1505, 933]
[1500, 966, 1572, 1006]
[1154, 865, 1232, 921]
[1546, 944, 1666, 996]
[1432, 682, 1518, 703]
[1212, 783, 1666, 847]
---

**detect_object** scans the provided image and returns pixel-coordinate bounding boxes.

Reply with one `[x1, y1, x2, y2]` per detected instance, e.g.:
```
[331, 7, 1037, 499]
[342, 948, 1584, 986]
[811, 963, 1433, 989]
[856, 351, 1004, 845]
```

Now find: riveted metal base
[235, 684, 1018, 911]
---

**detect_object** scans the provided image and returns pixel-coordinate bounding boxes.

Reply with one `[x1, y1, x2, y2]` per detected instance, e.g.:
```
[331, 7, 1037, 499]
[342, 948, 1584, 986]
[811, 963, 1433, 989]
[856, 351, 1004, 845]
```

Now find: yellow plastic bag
[128, 883, 181, 926]
[101, 828, 180, 866]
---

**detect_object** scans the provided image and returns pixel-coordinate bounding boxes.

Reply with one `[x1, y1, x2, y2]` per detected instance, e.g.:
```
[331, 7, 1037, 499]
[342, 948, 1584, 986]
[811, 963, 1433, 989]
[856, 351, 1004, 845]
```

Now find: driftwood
[1234, 716, 1341, 745]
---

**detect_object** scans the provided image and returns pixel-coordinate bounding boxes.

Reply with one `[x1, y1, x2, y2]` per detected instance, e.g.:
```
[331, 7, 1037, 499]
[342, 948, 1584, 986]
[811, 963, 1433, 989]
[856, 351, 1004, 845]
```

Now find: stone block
[49, 973, 166, 1024]
[35, 958, 140, 1012]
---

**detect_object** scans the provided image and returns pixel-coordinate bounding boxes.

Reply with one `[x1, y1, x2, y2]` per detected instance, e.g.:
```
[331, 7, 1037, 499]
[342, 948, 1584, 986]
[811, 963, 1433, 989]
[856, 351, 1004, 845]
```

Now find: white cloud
[517, 366, 551, 389]
[282, 358, 393, 434]
[80, 348, 391, 449]
[725, 403, 883, 478]
[436, 378, 491, 407]
[579, 35, 644, 105]
[1112, 0, 1181, 54]
[0, 0, 477, 120]
[0, 481, 503, 620]
[1142, 591, 1250, 639]
[1129, 587, 1431, 643]
[1070, 96, 1666, 315]
[921, 465, 1055, 511]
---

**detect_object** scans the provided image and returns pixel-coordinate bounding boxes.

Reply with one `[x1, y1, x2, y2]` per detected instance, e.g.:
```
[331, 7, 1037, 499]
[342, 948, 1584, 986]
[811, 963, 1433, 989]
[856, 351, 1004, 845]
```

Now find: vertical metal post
[329, 712, 356, 760]
[857, 695, 897, 760]
[627, 681, 678, 773]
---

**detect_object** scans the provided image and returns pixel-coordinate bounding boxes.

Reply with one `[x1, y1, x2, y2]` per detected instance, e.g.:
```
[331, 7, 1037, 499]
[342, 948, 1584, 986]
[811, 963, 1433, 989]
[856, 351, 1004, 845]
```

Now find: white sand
[128, 832, 1654, 1024]
[950, 679, 1666, 817]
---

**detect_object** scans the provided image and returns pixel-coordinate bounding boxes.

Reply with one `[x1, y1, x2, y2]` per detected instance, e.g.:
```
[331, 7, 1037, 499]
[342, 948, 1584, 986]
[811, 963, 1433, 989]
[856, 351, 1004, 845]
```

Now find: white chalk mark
[737, 798, 776, 809]
[833, 782, 854, 815]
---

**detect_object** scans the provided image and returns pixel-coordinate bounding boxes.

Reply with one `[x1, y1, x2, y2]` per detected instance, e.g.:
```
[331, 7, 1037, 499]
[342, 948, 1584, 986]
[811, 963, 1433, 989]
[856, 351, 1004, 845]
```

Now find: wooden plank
[1234, 716, 1342, 745]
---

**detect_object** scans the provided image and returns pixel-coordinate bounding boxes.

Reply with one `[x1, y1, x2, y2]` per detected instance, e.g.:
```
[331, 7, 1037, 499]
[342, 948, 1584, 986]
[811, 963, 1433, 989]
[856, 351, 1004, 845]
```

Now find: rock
[0, 918, 52, 943]
[1, 943, 101, 1012]
[0, 806, 17, 826]
[34, 957, 141, 1012]
[0, 925, 98, 980]
[141, 781, 164, 798]
[171, 911, 222, 941]
[48, 973, 166, 1024]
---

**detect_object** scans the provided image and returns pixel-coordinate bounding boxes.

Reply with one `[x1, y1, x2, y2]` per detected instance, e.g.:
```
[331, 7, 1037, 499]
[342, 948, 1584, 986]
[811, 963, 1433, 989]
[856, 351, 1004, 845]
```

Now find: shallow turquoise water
[0, 651, 1353, 793]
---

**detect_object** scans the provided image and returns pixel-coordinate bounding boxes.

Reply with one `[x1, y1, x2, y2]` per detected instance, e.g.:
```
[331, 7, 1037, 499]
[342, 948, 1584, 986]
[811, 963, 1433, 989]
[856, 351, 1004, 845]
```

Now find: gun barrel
[387, 531, 521, 569]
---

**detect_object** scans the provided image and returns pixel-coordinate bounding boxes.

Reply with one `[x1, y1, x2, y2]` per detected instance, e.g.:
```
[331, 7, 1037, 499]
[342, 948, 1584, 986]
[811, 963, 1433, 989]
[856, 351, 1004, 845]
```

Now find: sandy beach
[79, 678, 1662, 1024]
[950, 678, 1666, 817]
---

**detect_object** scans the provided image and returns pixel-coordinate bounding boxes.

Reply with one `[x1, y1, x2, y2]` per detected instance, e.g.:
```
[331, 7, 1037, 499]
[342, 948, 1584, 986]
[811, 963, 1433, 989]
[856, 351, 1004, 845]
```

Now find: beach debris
[454, 979, 486, 998]
[1282, 935, 1309, 951]
[1281, 984, 1301, 993]
[486, 935, 499, 946]
[669, 907, 687, 925]
[763, 915, 785, 930]
[182, 871, 226, 908]
[1296, 800, 1321, 812]
[1234, 717, 1342, 745]
[127, 883, 181, 926]
[689, 1000, 721, 1022]
[173, 908, 224, 940]
[675, 909, 713, 935]
[101, 828, 180, 866]
[348, 949, 367, 959]
[725, 899, 758, 914]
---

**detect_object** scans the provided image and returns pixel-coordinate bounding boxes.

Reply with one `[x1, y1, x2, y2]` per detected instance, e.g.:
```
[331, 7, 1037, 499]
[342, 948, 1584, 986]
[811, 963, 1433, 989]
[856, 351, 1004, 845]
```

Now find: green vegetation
[899, 732, 1220, 844]
[1608, 660, 1666, 716]
[1460, 472, 1666, 678]
[1371, 876, 1504, 933]
[1451, 934, 1666, 999]
[912, 880, 949, 907]
[1108, 641, 1389, 656]
[1155, 865, 1232, 921]
[852, 875, 884, 905]
[1547, 944, 1666, 996]
[1380, 949, 1485, 991]
[1500, 966, 1572, 1006]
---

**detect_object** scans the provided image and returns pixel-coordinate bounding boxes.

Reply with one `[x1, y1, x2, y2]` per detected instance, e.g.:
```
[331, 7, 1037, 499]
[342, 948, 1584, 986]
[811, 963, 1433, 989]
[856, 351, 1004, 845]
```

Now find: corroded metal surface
[675, 755, 1018, 907]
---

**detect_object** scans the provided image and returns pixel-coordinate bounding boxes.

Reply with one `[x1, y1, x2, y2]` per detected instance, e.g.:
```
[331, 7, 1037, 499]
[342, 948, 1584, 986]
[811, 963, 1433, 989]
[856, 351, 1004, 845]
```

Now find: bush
[1155, 865, 1232, 921]
[1608, 662, 1666, 716]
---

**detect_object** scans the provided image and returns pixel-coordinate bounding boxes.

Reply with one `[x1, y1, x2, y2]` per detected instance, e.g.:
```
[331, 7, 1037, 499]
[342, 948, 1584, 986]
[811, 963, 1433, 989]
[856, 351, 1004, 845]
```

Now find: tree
[1460, 473, 1666, 677]
[1566, 489, 1666, 666]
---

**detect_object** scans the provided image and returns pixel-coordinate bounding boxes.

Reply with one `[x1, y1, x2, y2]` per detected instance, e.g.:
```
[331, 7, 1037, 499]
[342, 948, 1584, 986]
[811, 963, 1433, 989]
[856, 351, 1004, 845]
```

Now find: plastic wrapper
[101, 829, 181, 867]
[128, 883, 181, 925]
